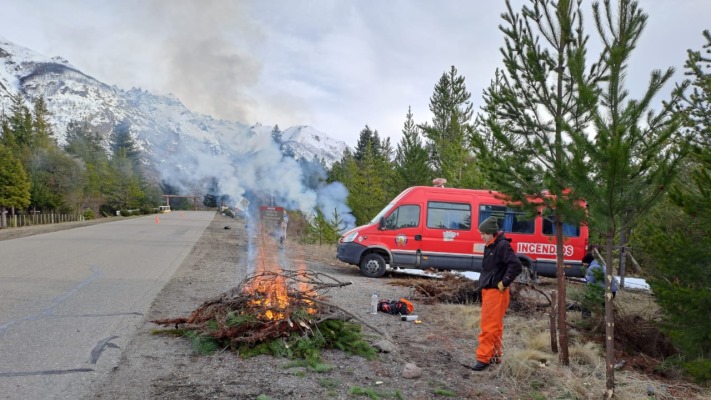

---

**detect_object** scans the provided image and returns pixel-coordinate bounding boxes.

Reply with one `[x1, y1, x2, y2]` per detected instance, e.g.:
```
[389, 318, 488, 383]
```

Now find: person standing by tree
[472, 216, 522, 371]
[586, 258, 618, 298]
[580, 250, 618, 318]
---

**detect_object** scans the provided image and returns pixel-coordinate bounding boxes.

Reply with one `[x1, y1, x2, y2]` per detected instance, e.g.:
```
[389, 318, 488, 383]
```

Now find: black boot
[472, 361, 489, 371]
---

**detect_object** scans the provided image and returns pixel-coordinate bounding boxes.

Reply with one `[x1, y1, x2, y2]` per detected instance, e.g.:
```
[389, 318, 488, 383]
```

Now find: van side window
[384, 205, 420, 230]
[479, 205, 534, 234]
[542, 213, 580, 237]
[427, 202, 471, 230]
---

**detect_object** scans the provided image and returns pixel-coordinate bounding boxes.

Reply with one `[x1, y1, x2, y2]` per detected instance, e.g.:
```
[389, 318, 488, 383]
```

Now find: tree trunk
[618, 210, 631, 288]
[555, 218, 569, 365]
[0, 206, 6, 228]
[550, 290, 558, 354]
[618, 236, 627, 288]
[604, 233, 616, 398]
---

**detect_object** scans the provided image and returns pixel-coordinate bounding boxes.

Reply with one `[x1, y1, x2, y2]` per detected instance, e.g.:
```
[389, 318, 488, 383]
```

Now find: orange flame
[243, 224, 316, 320]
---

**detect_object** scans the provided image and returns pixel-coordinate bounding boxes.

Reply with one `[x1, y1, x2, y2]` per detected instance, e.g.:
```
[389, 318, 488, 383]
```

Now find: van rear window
[479, 205, 535, 234]
[427, 202, 471, 230]
[542, 216, 580, 237]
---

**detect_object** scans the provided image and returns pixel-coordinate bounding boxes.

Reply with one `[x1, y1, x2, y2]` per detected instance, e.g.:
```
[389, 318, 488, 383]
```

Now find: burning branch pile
[152, 270, 355, 350]
[153, 223, 384, 362]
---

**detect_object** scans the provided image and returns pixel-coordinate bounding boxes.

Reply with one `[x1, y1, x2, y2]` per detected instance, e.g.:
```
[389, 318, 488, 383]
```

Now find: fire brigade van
[336, 185, 588, 279]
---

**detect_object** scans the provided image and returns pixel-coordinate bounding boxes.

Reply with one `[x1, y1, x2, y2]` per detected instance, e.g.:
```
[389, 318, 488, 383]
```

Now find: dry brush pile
[152, 270, 384, 362]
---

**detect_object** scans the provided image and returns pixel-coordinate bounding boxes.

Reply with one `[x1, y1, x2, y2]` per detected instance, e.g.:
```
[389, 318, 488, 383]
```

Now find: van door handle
[415, 235, 422, 241]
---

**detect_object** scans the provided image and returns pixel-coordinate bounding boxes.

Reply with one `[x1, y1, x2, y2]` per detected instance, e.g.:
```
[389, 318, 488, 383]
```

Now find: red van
[336, 185, 588, 278]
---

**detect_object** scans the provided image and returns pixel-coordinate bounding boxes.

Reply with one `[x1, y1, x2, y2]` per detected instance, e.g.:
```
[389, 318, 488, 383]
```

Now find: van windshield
[369, 203, 395, 225]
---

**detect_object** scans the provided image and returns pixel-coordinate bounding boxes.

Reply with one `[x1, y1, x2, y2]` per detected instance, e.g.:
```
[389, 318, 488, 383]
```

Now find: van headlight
[341, 231, 358, 243]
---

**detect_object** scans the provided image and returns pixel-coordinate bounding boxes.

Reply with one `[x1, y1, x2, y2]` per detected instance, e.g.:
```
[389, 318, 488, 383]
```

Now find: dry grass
[427, 301, 708, 400]
[427, 303, 481, 336]
[303, 244, 708, 399]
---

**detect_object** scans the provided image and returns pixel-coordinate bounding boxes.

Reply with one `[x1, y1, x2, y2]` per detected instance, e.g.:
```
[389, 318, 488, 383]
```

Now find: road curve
[0, 211, 215, 400]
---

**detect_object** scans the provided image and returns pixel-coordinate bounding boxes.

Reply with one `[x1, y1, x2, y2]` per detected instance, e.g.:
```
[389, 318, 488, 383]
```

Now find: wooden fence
[2, 214, 83, 228]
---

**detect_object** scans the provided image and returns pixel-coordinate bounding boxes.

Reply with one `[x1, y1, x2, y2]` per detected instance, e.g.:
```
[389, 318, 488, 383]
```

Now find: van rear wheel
[360, 253, 387, 278]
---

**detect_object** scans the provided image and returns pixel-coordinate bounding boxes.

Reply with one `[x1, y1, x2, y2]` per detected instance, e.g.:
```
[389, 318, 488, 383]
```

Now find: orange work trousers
[476, 287, 510, 364]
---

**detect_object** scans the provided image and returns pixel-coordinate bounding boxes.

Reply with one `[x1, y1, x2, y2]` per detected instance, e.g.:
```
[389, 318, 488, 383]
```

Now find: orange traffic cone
[155, 215, 160, 224]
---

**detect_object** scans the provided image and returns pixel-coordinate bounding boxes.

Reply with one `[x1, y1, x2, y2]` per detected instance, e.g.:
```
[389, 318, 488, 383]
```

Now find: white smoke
[156, 125, 355, 230]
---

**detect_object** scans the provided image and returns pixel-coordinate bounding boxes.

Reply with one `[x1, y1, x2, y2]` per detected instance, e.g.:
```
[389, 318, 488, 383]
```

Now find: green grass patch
[433, 387, 456, 396]
[319, 378, 340, 390]
[184, 330, 221, 355]
[153, 314, 378, 370]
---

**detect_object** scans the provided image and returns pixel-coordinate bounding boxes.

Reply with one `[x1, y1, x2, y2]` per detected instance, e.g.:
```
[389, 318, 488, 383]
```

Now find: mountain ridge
[0, 37, 349, 170]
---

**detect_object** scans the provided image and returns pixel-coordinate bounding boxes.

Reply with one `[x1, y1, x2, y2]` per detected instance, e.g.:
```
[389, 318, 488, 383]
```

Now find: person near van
[580, 252, 617, 317]
[472, 216, 523, 371]
[586, 257, 617, 296]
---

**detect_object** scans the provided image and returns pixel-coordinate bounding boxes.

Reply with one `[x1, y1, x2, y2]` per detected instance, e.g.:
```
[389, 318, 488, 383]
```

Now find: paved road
[0, 211, 215, 400]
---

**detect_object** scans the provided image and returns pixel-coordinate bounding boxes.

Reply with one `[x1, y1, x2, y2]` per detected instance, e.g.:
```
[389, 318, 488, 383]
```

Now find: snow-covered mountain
[0, 37, 348, 170]
[0, 36, 355, 223]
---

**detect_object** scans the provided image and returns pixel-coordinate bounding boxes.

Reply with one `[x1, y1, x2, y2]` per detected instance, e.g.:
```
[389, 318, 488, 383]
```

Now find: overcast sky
[1, 0, 709, 147]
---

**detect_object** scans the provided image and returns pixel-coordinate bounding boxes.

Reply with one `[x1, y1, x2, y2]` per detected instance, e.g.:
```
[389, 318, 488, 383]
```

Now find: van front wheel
[360, 253, 387, 278]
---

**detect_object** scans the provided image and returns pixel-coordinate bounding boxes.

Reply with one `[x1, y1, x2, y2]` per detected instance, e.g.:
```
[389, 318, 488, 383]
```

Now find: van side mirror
[379, 217, 385, 230]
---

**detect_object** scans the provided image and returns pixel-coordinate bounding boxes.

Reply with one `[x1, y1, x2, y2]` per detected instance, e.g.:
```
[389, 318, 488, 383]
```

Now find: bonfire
[152, 224, 383, 357]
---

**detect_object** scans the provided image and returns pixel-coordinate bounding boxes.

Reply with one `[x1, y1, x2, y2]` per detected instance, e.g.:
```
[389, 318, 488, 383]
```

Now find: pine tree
[473, 0, 601, 367]
[110, 119, 142, 173]
[7, 93, 32, 152]
[26, 147, 84, 212]
[328, 148, 356, 187]
[348, 141, 387, 225]
[0, 143, 31, 227]
[65, 120, 112, 213]
[1, 116, 18, 151]
[394, 106, 431, 189]
[568, 2, 686, 392]
[65, 120, 106, 163]
[674, 29, 711, 214]
[31, 96, 55, 149]
[107, 152, 144, 211]
[375, 135, 397, 200]
[473, 69, 511, 174]
[420, 66, 477, 187]
[353, 125, 380, 162]
[304, 209, 340, 245]
[271, 124, 283, 146]
[108, 120, 146, 211]
[636, 29, 711, 383]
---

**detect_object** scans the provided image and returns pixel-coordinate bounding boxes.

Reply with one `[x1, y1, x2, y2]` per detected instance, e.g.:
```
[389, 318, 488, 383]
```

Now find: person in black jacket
[472, 216, 523, 371]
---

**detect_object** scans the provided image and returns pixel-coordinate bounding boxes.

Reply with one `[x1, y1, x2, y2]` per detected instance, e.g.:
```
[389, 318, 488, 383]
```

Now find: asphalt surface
[0, 211, 215, 400]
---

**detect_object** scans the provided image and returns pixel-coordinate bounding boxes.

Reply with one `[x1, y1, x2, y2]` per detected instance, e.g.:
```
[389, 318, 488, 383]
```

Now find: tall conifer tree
[31, 96, 55, 149]
[635, 29, 711, 383]
[353, 125, 380, 162]
[0, 143, 31, 227]
[473, 0, 602, 366]
[568, 2, 686, 392]
[348, 141, 387, 225]
[65, 120, 113, 213]
[420, 66, 477, 187]
[111, 119, 142, 173]
[7, 93, 32, 153]
[108, 120, 145, 210]
[271, 124, 283, 147]
[395, 106, 431, 189]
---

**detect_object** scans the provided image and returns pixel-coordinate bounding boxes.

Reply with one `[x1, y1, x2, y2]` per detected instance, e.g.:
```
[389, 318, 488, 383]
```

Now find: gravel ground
[5, 214, 710, 399]
[58, 213, 500, 400]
